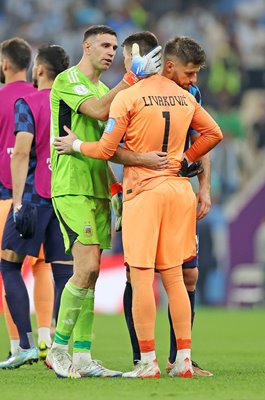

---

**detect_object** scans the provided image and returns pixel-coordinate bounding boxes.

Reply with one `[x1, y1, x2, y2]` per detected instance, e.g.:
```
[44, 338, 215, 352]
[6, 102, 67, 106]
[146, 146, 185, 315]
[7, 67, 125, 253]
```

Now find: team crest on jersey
[84, 225, 92, 236]
[74, 84, 90, 95]
[105, 118, 116, 133]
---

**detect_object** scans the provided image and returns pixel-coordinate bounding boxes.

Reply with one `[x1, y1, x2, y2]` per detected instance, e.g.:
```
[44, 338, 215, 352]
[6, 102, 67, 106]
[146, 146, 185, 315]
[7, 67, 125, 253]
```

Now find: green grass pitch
[0, 308, 264, 400]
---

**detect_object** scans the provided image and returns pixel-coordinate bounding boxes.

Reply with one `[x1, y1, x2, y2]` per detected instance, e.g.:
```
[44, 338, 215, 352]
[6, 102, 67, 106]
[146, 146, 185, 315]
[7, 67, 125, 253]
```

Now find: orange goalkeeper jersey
[80, 75, 223, 200]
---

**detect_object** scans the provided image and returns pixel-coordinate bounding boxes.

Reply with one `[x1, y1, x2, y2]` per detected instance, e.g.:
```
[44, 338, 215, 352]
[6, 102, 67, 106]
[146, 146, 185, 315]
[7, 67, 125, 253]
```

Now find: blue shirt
[184, 84, 202, 151]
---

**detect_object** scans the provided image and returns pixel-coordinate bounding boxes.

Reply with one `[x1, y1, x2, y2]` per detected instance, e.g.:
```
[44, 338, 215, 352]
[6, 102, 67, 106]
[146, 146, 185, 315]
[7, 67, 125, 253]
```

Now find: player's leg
[167, 254, 213, 376]
[167, 262, 198, 367]
[1, 254, 54, 361]
[48, 196, 120, 378]
[122, 190, 162, 378]
[71, 199, 121, 377]
[0, 251, 39, 368]
[0, 206, 46, 368]
[1, 286, 19, 356]
[30, 249, 54, 360]
[0, 199, 20, 356]
[122, 266, 160, 378]
[43, 208, 73, 326]
[123, 268, 141, 364]
[157, 178, 196, 378]
[160, 266, 193, 378]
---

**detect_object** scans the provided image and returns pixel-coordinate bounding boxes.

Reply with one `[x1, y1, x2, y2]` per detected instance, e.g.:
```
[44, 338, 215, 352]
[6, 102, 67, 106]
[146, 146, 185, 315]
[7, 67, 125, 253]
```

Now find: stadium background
[0, 0, 265, 312]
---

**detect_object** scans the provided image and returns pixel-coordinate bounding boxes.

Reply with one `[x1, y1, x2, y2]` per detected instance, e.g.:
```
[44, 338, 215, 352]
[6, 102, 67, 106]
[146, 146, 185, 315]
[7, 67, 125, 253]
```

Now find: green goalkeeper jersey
[50, 66, 110, 199]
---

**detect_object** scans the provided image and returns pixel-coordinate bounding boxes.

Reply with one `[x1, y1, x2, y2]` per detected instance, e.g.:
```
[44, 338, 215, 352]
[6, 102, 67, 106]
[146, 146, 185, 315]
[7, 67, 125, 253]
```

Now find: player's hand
[196, 187, 211, 220]
[138, 151, 168, 170]
[123, 43, 162, 86]
[13, 203, 22, 222]
[131, 43, 162, 78]
[178, 158, 204, 178]
[54, 126, 78, 154]
[110, 183, 123, 232]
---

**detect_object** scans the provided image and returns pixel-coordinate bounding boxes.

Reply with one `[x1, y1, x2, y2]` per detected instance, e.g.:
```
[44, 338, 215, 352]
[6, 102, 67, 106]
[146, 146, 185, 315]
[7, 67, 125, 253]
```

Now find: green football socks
[54, 281, 88, 346]
[73, 289, 95, 353]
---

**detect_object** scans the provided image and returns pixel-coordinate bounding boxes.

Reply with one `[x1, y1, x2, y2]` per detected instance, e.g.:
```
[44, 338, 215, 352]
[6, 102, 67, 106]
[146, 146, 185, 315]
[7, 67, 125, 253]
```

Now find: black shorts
[2, 205, 72, 263]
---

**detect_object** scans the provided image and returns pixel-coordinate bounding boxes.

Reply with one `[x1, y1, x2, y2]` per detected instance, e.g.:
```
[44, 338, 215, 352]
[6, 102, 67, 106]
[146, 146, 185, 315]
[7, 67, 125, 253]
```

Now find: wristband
[123, 71, 140, 86]
[110, 182, 123, 197]
[73, 139, 83, 153]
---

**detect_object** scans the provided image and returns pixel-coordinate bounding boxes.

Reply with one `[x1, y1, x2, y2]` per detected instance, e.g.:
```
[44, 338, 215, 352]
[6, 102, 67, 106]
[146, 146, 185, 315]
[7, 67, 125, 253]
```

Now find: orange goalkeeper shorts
[122, 177, 196, 270]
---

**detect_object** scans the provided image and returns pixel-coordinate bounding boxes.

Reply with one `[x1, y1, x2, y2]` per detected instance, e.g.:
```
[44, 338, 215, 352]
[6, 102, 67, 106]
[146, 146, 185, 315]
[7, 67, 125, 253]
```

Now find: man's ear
[37, 64, 44, 77]
[164, 60, 175, 77]
[2, 58, 8, 72]
[83, 41, 90, 54]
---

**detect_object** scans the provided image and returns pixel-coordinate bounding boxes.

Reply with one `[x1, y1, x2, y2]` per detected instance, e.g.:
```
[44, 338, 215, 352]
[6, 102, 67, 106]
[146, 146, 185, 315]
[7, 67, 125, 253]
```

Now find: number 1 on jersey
[162, 111, 170, 152]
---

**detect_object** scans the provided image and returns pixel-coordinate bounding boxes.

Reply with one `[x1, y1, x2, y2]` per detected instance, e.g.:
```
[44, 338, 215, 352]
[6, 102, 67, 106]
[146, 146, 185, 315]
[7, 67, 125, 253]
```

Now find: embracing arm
[78, 44, 162, 121]
[110, 145, 168, 170]
[79, 81, 130, 121]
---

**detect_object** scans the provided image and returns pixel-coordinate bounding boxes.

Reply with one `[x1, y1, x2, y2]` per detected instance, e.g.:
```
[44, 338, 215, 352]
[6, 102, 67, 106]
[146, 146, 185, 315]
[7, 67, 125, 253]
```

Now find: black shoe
[192, 360, 213, 377]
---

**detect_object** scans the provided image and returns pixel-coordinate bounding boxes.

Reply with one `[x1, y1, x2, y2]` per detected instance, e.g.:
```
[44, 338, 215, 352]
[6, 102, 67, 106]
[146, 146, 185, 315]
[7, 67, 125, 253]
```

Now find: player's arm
[54, 91, 130, 159]
[190, 133, 211, 220]
[11, 132, 33, 212]
[110, 146, 168, 170]
[79, 44, 162, 121]
[11, 100, 34, 212]
[59, 119, 125, 159]
[185, 102, 223, 162]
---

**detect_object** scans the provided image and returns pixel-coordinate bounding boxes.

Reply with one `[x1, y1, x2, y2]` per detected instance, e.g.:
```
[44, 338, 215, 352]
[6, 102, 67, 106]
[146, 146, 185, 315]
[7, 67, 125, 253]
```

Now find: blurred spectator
[207, 40, 242, 107]
[251, 100, 265, 152]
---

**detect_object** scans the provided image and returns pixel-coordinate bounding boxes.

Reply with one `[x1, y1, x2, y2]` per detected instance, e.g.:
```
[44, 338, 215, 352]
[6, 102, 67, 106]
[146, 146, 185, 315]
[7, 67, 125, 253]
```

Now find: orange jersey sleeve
[185, 100, 223, 162]
[80, 91, 131, 159]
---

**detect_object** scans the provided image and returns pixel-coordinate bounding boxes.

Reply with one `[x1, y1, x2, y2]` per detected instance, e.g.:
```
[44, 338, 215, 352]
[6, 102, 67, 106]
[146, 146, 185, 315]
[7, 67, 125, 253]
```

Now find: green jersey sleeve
[52, 67, 97, 112]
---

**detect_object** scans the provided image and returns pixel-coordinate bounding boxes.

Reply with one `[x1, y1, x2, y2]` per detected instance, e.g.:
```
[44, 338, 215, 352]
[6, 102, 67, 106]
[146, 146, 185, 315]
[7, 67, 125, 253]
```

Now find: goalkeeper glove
[14, 203, 38, 239]
[178, 158, 204, 178]
[123, 43, 162, 86]
[110, 182, 123, 232]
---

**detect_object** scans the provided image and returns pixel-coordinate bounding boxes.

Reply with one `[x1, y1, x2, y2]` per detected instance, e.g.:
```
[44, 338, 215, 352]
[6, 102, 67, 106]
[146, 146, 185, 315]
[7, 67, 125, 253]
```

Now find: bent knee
[1, 249, 25, 263]
[183, 267, 198, 291]
[73, 265, 100, 288]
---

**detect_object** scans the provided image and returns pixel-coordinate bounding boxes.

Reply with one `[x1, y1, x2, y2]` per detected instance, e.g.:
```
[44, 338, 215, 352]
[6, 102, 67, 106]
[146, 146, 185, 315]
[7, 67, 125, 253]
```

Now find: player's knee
[183, 267, 198, 291]
[72, 264, 99, 288]
[1, 249, 24, 264]
[87, 267, 100, 285]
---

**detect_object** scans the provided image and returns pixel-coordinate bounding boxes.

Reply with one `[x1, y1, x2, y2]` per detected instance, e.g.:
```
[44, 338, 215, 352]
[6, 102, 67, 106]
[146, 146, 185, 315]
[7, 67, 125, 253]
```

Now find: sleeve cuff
[73, 139, 83, 153]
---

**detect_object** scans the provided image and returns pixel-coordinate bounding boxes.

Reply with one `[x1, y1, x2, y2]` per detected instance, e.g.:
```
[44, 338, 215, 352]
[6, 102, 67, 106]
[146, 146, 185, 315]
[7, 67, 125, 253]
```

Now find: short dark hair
[83, 25, 117, 42]
[0, 37, 32, 71]
[164, 36, 206, 67]
[122, 32, 159, 56]
[36, 45, 69, 80]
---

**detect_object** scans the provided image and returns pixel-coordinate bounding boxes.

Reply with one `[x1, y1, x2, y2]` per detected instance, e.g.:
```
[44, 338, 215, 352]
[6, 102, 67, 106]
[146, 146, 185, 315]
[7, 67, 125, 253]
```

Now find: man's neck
[37, 78, 53, 90]
[5, 71, 27, 84]
[77, 57, 101, 84]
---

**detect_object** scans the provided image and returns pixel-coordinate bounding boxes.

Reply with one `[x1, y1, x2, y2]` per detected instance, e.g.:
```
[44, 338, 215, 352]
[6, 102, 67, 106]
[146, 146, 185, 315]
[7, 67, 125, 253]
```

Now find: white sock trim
[141, 351, 156, 363]
[176, 349, 191, 361]
[38, 327, 52, 347]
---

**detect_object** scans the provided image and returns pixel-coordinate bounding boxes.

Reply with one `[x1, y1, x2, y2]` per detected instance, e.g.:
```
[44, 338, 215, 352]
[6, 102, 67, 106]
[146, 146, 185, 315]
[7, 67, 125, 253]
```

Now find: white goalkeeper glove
[110, 183, 123, 232]
[123, 43, 162, 86]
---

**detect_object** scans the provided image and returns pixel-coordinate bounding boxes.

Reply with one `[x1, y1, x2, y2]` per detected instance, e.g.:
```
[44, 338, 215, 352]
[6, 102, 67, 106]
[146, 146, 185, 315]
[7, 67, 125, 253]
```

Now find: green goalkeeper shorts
[52, 195, 111, 254]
